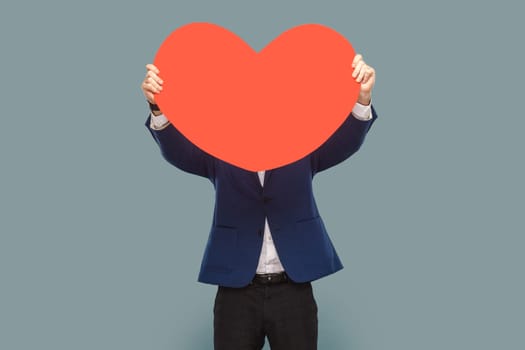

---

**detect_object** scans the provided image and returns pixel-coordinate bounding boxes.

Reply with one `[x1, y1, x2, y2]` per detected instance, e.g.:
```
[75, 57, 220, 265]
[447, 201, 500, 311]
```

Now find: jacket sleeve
[310, 105, 377, 175]
[145, 114, 215, 180]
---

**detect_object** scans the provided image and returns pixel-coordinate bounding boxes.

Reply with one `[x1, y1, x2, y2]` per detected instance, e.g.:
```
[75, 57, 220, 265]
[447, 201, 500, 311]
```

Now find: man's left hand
[352, 54, 375, 105]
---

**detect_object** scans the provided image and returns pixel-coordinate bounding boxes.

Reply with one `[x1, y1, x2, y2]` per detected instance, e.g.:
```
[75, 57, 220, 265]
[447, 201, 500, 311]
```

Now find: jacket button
[257, 229, 263, 236]
[263, 196, 271, 203]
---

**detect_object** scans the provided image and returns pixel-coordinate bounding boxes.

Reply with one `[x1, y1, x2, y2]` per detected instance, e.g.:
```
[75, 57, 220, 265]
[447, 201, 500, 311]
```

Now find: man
[142, 54, 376, 350]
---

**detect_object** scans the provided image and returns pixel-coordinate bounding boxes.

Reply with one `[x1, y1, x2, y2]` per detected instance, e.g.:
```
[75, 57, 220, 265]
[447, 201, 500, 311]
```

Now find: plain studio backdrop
[1, 1, 523, 349]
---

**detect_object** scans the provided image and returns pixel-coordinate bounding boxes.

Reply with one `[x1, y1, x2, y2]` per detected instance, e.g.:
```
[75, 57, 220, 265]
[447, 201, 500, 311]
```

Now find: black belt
[251, 272, 289, 285]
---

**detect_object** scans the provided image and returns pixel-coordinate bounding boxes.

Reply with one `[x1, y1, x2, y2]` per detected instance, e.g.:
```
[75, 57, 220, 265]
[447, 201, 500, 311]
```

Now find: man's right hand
[141, 64, 164, 115]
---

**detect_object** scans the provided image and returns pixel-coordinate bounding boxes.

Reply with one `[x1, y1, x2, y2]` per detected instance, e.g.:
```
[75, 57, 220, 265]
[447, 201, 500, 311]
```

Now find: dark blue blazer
[146, 107, 377, 287]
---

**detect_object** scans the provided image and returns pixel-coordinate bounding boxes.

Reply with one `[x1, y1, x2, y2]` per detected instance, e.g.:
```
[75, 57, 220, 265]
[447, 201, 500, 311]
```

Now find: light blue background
[1, 0, 524, 349]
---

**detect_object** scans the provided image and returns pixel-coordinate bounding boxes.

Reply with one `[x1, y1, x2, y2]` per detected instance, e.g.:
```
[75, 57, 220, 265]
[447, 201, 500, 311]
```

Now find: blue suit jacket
[146, 107, 377, 287]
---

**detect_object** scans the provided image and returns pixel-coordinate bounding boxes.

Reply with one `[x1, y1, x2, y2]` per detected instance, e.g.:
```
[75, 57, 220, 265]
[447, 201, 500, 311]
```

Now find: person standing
[142, 54, 377, 350]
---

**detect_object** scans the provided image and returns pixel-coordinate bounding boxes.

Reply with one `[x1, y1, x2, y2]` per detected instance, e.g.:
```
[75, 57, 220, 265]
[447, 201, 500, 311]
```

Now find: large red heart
[154, 23, 359, 171]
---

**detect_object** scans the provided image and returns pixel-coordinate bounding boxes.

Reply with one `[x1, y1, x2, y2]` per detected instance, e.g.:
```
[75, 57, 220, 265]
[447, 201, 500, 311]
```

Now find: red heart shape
[154, 23, 359, 171]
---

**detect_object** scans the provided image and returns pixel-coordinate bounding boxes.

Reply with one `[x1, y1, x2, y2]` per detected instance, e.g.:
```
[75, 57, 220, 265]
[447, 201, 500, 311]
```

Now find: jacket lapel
[264, 169, 273, 187]
[251, 172, 261, 189]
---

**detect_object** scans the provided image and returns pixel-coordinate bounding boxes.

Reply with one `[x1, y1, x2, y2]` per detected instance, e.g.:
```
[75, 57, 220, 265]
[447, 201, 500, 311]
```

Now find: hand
[352, 54, 375, 105]
[141, 64, 164, 110]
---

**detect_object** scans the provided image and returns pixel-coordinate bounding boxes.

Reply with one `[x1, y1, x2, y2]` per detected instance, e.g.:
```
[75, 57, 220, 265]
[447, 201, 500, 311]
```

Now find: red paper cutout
[154, 22, 359, 171]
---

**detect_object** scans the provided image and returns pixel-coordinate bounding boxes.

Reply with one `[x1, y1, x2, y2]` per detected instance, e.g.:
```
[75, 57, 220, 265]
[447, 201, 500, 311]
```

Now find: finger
[146, 63, 160, 74]
[146, 76, 163, 91]
[360, 70, 371, 85]
[148, 82, 162, 94]
[368, 66, 376, 77]
[356, 64, 368, 83]
[363, 67, 375, 84]
[144, 82, 162, 94]
[352, 54, 363, 68]
[141, 82, 155, 101]
[147, 70, 163, 85]
[362, 67, 376, 86]
[352, 60, 364, 78]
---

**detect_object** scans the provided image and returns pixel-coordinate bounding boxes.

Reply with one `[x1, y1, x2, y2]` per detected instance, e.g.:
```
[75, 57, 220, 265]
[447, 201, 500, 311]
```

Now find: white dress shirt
[149, 103, 372, 274]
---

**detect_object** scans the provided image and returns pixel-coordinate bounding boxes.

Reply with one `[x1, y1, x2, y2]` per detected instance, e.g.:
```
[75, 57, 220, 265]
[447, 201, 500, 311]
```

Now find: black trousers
[213, 279, 318, 350]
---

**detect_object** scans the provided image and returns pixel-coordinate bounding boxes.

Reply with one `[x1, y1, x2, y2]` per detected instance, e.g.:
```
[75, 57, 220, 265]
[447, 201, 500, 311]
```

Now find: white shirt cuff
[351, 102, 372, 121]
[150, 113, 170, 130]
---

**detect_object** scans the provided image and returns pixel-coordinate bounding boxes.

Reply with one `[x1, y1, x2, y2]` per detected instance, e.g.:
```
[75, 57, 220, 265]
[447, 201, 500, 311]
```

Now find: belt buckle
[254, 272, 287, 285]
